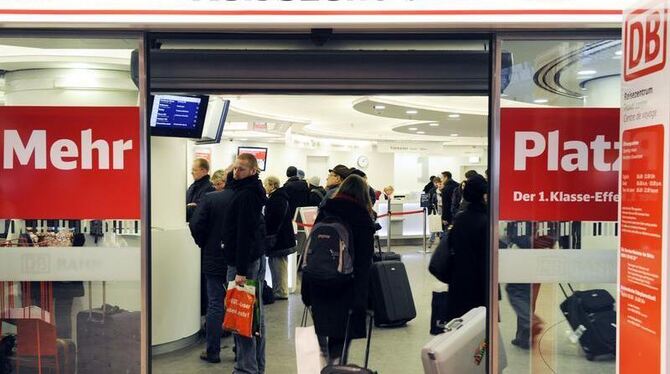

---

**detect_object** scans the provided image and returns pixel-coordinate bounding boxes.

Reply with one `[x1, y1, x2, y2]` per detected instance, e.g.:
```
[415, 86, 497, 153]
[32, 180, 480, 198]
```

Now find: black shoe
[200, 351, 221, 363]
[511, 338, 530, 350]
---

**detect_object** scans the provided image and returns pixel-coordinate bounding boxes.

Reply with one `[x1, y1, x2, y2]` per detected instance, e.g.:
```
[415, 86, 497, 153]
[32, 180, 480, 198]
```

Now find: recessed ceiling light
[533, 99, 548, 104]
[615, 50, 622, 56]
[450, 133, 459, 137]
[373, 105, 386, 110]
[448, 114, 461, 119]
[416, 131, 425, 134]
[408, 127, 418, 131]
[429, 123, 439, 127]
[239, 138, 248, 141]
[406, 110, 418, 115]
[577, 70, 597, 75]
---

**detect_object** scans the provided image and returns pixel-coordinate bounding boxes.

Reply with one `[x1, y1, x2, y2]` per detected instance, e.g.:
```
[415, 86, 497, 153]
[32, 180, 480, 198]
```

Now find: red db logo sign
[624, 4, 667, 81]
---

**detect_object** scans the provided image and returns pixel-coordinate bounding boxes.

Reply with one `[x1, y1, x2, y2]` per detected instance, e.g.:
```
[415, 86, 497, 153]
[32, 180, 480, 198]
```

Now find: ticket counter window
[0, 36, 143, 373]
[497, 38, 620, 373]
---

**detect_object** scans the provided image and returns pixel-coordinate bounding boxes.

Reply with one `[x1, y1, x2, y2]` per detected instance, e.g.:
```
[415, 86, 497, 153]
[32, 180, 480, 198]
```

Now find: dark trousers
[205, 274, 227, 356]
[505, 283, 531, 342]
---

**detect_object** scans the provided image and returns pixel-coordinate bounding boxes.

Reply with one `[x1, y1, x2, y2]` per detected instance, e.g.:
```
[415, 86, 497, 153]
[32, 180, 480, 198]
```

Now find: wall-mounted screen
[237, 146, 268, 171]
[197, 99, 230, 144]
[149, 94, 209, 138]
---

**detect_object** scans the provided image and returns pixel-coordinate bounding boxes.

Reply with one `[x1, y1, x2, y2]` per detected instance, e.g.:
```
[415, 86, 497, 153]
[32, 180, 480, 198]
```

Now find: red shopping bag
[222, 281, 257, 338]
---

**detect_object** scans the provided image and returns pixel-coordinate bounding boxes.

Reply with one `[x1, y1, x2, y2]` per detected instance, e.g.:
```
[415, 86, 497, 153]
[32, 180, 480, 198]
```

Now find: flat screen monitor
[149, 94, 209, 138]
[237, 147, 268, 171]
[197, 99, 230, 144]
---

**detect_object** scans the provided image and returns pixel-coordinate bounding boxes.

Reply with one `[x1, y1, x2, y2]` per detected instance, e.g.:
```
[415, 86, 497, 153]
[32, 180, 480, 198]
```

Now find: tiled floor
[152, 246, 616, 373]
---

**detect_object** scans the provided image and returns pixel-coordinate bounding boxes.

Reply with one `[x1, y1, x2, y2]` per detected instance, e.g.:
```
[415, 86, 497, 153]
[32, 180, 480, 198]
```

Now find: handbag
[428, 227, 455, 284]
[295, 307, 323, 374]
[428, 214, 442, 233]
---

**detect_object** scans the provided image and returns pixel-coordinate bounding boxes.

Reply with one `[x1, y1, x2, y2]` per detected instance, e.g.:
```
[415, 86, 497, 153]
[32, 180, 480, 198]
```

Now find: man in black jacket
[283, 166, 310, 219]
[186, 158, 215, 222]
[189, 176, 235, 363]
[222, 153, 268, 374]
[441, 171, 459, 227]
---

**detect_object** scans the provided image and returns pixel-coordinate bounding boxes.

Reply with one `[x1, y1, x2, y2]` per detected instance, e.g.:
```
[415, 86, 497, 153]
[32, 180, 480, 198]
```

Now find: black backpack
[302, 214, 355, 286]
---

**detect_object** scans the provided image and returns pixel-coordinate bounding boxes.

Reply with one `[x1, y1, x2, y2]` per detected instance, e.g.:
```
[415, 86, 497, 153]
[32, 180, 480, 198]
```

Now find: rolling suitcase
[77, 282, 141, 374]
[559, 284, 616, 360]
[369, 261, 416, 327]
[320, 311, 376, 374]
[421, 307, 486, 374]
[56, 339, 76, 374]
[372, 234, 401, 262]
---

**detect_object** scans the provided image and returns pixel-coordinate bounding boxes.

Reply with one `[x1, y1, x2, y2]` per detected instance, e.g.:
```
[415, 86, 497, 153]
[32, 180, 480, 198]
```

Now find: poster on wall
[193, 146, 211, 163]
[619, 1, 668, 373]
[0, 106, 140, 219]
[499, 107, 620, 221]
[237, 146, 267, 171]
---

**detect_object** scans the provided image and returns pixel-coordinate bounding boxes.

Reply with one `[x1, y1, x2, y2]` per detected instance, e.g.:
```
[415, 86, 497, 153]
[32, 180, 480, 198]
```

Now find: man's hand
[235, 275, 247, 286]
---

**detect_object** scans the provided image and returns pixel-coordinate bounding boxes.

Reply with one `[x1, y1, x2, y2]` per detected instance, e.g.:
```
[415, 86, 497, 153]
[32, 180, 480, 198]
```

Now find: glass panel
[0, 36, 142, 373]
[498, 39, 620, 373]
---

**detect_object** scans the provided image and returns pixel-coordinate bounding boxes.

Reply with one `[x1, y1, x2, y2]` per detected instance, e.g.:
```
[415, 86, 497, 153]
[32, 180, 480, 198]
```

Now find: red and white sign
[500, 108, 620, 221]
[624, 2, 667, 81]
[620, 1, 670, 372]
[237, 146, 267, 171]
[0, 106, 140, 219]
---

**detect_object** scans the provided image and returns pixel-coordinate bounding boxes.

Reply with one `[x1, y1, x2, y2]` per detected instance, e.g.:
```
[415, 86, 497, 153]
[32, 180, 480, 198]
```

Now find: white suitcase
[421, 307, 487, 374]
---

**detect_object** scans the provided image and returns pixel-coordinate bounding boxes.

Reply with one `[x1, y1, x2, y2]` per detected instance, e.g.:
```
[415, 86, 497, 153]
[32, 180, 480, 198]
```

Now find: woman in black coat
[263, 176, 297, 299]
[301, 175, 376, 364]
[446, 174, 489, 321]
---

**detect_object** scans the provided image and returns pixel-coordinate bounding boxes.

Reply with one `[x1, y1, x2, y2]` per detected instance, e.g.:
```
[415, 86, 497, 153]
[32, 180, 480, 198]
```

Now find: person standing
[222, 153, 268, 374]
[451, 169, 480, 217]
[189, 172, 235, 363]
[307, 176, 327, 207]
[301, 175, 376, 365]
[422, 176, 436, 194]
[284, 166, 310, 219]
[320, 164, 350, 207]
[440, 171, 459, 227]
[210, 169, 229, 192]
[186, 158, 215, 222]
[263, 176, 296, 300]
[445, 174, 489, 321]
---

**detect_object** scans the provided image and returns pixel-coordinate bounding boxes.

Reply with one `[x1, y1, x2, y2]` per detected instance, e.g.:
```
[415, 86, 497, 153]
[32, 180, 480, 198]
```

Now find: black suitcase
[559, 284, 616, 360]
[369, 261, 416, 327]
[77, 282, 141, 374]
[321, 311, 376, 374]
[372, 234, 401, 262]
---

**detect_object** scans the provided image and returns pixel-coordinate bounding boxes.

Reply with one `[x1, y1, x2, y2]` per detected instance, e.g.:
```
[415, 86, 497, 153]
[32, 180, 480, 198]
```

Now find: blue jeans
[227, 257, 265, 374]
[205, 274, 227, 356]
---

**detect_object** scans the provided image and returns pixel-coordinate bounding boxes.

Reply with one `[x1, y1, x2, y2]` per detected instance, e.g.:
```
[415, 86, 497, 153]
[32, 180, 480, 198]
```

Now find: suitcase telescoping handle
[340, 309, 374, 368]
[558, 283, 575, 300]
[87, 281, 107, 323]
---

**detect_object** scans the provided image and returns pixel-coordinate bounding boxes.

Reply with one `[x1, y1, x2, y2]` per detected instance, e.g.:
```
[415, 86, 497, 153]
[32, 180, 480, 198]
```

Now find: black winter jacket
[186, 175, 215, 222]
[301, 197, 376, 340]
[308, 185, 327, 207]
[446, 201, 488, 321]
[441, 179, 459, 224]
[222, 174, 267, 277]
[189, 189, 234, 276]
[284, 176, 310, 218]
[265, 187, 297, 256]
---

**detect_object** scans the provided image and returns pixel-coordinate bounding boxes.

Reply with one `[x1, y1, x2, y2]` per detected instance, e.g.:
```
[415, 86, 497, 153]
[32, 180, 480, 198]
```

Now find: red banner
[0, 106, 140, 219]
[619, 125, 664, 374]
[500, 108, 620, 221]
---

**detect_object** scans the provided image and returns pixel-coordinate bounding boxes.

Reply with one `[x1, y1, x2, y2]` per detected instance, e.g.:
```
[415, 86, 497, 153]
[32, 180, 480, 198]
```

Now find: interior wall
[187, 140, 487, 196]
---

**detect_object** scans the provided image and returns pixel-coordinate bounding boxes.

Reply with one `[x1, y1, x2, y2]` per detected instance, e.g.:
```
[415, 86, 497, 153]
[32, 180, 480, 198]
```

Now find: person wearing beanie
[307, 176, 327, 207]
[443, 173, 488, 322]
[297, 169, 305, 180]
[283, 166, 310, 218]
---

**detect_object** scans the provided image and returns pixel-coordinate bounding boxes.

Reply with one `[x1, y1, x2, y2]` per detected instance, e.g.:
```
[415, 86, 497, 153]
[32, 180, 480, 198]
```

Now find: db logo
[624, 4, 667, 81]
